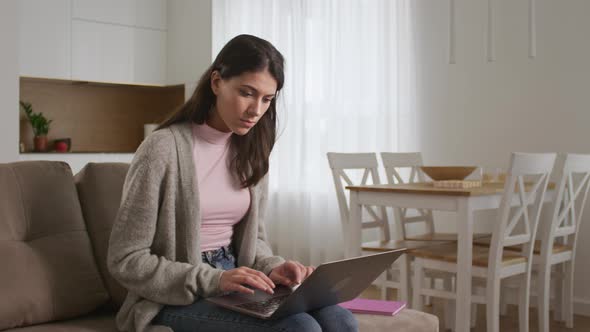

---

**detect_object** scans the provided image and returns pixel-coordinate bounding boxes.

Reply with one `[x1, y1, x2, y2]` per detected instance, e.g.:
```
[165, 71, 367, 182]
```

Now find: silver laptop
[206, 250, 404, 319]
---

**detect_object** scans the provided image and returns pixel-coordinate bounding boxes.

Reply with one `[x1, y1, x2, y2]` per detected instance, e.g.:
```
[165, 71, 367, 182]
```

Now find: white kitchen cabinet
[135, 0, 167, 30]
[73, 0, 135, 27]
[18, 0, 71, 79]
[134, 29, 167, 85]
[20, 0, 174, 85]
[166, 0, 211, 85]
[72, 20, 167, 85]
[71, 0, 168, 85]
[73, 0, 166, 30]
[71, 20, 134, 84]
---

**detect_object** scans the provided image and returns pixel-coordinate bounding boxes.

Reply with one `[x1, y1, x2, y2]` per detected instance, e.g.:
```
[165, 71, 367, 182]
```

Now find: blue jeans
[152, 245, 358, 332]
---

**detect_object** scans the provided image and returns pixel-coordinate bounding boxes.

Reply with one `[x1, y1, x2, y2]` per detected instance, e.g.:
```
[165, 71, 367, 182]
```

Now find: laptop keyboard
[236, 295, 289, 315]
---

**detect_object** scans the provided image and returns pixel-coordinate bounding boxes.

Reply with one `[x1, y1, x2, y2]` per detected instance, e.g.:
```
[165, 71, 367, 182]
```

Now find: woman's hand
[269, 261, 315, 286]
[219, 266, 276, 295]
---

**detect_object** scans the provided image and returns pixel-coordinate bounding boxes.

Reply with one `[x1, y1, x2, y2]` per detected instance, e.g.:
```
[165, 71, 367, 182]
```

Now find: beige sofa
[0, 161, 438, 331]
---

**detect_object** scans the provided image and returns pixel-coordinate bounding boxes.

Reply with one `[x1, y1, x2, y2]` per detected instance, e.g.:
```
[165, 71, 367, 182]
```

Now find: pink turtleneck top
[192, 122, 250, 252]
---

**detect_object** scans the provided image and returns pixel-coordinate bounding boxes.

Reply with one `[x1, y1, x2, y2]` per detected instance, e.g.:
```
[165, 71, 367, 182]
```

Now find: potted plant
[20, 101, 53, 152]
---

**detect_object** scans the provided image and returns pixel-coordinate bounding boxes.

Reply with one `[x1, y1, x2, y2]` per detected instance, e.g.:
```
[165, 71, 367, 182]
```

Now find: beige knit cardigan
[107, 122, 285, 332]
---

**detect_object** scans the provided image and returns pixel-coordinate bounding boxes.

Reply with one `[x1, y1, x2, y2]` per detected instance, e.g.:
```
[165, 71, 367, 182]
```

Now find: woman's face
[209, 68, 278, 135]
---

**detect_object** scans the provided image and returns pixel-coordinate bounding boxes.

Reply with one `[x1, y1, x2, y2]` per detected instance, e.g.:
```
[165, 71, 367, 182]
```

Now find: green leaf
[19, 100, 52, 137]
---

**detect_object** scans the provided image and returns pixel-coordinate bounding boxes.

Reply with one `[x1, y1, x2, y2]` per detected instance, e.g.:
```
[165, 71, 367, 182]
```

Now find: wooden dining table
[345, 181, 554, 332]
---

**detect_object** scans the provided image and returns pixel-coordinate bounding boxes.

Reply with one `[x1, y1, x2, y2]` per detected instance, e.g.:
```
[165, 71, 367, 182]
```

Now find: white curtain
[212, 0, 417, 266]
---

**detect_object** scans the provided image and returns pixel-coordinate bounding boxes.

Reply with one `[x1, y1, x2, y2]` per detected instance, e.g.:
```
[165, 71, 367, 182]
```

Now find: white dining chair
[381, 152, 460, 241]
[522, 153, 590, 331]
[474, 153, 590, 331]
[381, 152, 458, 316]
[327, 152, 429, 301]
[410, 152, 556, 332]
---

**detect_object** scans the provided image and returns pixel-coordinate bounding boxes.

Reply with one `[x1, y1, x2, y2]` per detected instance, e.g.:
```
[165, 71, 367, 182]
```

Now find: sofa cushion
[355, 309, 439, 332]
[4, 307, 118, 332]
[0, 161, 109, 330]
[75, 163, 130, 309]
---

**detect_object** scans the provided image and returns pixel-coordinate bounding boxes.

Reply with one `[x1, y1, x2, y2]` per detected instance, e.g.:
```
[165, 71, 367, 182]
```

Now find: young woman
[107, 34, 358, 332]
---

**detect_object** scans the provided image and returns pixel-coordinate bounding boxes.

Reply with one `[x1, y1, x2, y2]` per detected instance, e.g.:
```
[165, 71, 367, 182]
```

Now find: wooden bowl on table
[420, 166, 478, 181]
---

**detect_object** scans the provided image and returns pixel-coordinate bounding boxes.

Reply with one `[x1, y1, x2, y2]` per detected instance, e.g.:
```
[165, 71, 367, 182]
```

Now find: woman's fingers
[287, 261, 304, 284]
[240, 267, 275, 290]
[297, 262, 309, 280]
[266, 262, 317, 287]
[226, 282, 256, 295]
[249, 268, 276, 289]
[293, 261, 312, 283]
[220, 267, 275, 295]
[291, 262, 315, 282]
[234, 274, 274, 294]
[236, 267, 275, 294]
[270, 272, 292, 286]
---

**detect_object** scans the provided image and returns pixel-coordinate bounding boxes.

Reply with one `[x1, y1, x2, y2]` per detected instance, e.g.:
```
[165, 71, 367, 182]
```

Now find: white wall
[0, 0, 19, 162]
[166, 0, 212, 86]
[413, 0, 590, 314]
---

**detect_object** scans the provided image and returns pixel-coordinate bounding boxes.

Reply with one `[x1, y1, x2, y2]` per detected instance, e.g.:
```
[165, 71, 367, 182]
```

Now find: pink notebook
[339, 298, 406, 316]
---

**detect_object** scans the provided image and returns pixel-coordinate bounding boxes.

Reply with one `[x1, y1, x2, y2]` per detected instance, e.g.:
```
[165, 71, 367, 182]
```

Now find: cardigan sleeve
[107, 130, 224, 305]
[251, 175, 286, 275]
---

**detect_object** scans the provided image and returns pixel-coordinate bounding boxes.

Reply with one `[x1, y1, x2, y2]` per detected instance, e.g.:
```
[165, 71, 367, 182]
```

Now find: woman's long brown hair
[158, 34, 284, 188]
